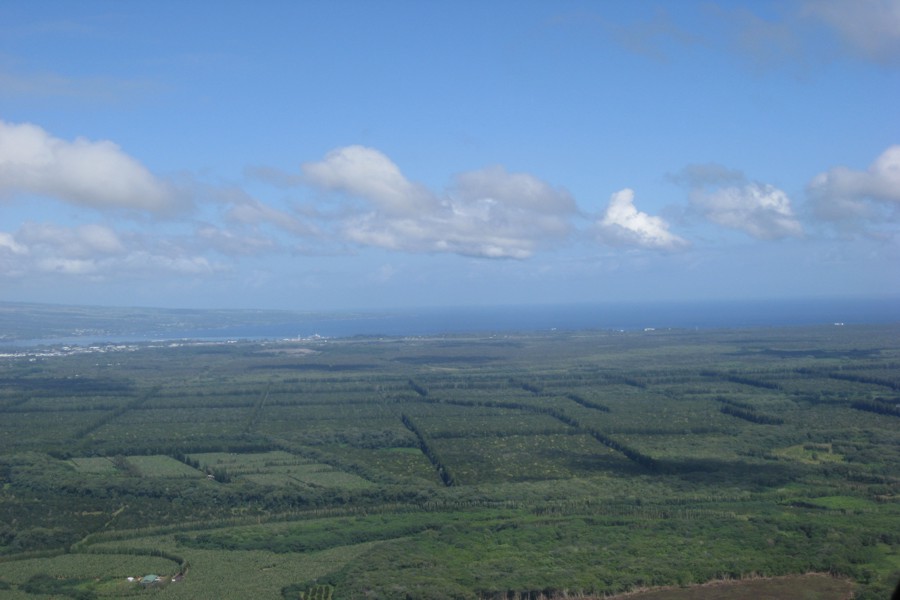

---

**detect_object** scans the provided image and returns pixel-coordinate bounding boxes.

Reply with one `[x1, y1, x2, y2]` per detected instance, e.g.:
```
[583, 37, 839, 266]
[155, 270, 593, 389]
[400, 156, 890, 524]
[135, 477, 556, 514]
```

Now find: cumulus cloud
[808, 145, 900, 223]
[594, 189, 688, 250]
[692, 183, 804, 240]
[301, 146, 577, 259]
[676, 163, 803, 239]
[302, 145, 438, 216]
[0, 120, 178, 213]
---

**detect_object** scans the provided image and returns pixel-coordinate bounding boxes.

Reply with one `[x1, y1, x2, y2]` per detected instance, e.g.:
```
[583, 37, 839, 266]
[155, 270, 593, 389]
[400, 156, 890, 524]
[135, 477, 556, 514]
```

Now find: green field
[1, 324, 899, 598]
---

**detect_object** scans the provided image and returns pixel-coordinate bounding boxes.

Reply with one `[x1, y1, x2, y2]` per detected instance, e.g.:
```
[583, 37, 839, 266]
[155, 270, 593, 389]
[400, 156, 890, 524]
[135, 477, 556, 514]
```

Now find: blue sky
[1, 1, 898, 310]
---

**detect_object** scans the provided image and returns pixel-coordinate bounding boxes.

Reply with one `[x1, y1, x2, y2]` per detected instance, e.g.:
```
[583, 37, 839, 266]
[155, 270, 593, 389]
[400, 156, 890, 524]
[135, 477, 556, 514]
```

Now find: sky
[0, 0, 898, 311]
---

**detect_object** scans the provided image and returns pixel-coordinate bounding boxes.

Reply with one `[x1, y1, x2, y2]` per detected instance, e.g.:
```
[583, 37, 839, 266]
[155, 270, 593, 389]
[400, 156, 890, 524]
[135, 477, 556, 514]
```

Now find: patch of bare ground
[596, 573, 854, 600]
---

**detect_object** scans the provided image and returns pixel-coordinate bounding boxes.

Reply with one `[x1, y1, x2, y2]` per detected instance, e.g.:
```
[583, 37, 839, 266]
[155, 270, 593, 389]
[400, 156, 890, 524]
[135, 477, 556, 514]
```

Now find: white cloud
[808, 145, 900, 223]
[301, 146, 577, 259]
[18, 222, 125, 258]
[0, 231, 29, 277]
[595, 189, 688, 250]
[691, 183, 804, 239]
[675, 163, 804, 239]
[0, 232, 27, 255]
[0, 120, 178, 213]
[0, 222, 220, 280]
[452, 165, 576, 216]
[302, 145, 437, 216]
[803, 0, 900, 65]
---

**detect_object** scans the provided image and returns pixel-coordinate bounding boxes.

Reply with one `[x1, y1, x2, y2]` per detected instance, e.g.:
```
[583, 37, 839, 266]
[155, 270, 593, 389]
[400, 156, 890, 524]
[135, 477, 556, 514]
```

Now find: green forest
[0, 324, 898, 599]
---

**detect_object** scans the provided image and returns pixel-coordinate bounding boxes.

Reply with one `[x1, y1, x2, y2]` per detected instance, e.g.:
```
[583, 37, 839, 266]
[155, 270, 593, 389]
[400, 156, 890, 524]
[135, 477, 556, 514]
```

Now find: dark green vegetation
[1, 324, 899, 599]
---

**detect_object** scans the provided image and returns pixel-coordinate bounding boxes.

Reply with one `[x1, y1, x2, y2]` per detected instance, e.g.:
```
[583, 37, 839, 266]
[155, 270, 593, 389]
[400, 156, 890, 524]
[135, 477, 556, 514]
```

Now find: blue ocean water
[172, 297, 900, 340]
[5, 297, 897, 347]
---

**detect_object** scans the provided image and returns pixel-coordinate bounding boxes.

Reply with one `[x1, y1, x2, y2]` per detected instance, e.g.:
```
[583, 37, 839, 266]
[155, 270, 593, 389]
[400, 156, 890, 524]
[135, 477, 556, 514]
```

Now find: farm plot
[145, 389, 261, 409]
[0, 411, 104, 450]
[239, 466, 374, 490]
[188, 451, 375, 490]
[86, 406, 251, 449]
[256, 411, 406, 447]
[575, 393, 736, 433]
[325, 445, 440, 485]
[266, 387, 391, 407]
[87, 533, 382, 600]
[126, 455, 204, 477]
[432, 433, 633, 485]
[605, 573, 855, 600]
[772, 443, 846, 465]
[258, 401, 390, 425]
[15, 394, 129, 411]
[69, 456, 119, 474]
[622, 432, 763, 462]
[420, 412, 571, 439]
[800, 403, 900, 433]
[0, 552, 179, 584]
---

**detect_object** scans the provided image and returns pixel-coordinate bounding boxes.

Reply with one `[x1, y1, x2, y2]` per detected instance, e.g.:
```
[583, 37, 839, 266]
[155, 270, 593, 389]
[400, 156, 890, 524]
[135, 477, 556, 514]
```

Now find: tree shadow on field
[658, 456, 806, 489]
[560, 452, 649, 477]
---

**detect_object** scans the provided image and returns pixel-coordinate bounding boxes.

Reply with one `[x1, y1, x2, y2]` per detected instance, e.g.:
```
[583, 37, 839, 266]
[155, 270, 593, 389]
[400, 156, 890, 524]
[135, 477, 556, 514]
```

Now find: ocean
[118, 297, 900, 341]
[3, 297, 898, 347]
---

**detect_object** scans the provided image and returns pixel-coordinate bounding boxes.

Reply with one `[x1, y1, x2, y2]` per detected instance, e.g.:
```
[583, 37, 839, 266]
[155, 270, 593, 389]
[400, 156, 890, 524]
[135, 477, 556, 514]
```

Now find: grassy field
[0, 324, 898, 598]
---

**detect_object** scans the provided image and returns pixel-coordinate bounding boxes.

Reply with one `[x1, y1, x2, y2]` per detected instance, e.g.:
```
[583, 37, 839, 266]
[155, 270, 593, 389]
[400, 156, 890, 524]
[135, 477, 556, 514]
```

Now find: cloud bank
[301, 146, 578, 259]
[0, 221, 218, 280]
[9, 118, 891, 291]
